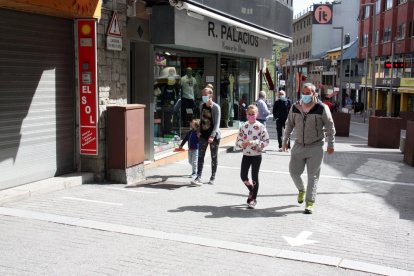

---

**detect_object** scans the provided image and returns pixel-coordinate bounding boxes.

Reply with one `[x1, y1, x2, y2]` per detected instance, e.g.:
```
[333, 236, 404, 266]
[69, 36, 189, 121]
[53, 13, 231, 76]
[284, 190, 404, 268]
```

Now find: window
[375, 0, 381, 14]
[364, 6, 370, 19]
[397, 23, 406, 39]
[409, 21, 414, 37]
[386, 0, 393, 10]
[398, 0, 407, 4]
[383, 27, 391, 42]
[363, 33, 369, 47]
[375, 30, 379, 44]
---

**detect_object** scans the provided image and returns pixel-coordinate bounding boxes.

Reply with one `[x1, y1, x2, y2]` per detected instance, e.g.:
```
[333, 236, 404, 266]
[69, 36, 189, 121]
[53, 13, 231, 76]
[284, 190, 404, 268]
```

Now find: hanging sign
[107, 11, 122, 51]
[77, 19, 98, 155]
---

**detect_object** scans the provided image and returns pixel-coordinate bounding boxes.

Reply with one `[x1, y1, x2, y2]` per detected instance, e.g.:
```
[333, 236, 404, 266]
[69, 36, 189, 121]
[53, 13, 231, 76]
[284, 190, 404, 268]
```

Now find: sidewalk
[0, 121, 413, 275]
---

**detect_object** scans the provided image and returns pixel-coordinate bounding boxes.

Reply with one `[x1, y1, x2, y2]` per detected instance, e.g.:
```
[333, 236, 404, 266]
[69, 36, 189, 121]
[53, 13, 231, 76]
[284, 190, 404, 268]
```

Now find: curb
[0, 172, 94, 206]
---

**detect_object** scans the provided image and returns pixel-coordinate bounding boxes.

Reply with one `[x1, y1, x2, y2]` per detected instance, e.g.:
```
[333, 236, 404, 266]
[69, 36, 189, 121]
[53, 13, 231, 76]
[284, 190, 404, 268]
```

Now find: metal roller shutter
[0, 9, 75, 190]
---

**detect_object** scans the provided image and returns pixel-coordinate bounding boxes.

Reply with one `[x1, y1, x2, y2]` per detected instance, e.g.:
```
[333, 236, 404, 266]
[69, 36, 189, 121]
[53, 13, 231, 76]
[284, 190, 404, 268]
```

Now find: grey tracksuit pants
[289, 142, 324, 203]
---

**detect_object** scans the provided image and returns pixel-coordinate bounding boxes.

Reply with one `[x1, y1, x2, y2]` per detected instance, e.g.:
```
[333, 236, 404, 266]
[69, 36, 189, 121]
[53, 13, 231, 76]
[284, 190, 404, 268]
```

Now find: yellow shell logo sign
[81, 24, 91, 35]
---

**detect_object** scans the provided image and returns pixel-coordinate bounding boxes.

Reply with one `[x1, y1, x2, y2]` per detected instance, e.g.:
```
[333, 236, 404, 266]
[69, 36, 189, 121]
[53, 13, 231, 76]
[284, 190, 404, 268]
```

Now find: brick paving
[0, 120, 413, 275]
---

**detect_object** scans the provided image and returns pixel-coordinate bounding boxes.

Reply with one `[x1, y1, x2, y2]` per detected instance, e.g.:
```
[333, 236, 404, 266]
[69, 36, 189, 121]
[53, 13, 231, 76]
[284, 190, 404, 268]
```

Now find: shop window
[220, 58, 254, 125]
[397, 0, 407, 4]
[153, 50, 206, 153]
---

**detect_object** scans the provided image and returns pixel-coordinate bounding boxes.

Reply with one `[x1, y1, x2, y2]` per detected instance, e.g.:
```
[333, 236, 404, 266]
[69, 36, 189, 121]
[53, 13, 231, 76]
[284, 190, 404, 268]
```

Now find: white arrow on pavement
[282, 231, 318, 246]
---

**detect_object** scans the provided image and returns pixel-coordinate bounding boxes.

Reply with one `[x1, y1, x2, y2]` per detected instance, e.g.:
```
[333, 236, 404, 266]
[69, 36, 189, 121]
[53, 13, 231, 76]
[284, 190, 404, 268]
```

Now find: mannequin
[180, 67, 197, 127]
[155, 67, 180, 135]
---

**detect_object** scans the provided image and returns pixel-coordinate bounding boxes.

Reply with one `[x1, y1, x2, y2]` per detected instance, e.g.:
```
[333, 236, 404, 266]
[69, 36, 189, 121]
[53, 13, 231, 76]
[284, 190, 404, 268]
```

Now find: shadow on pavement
[126, 175, 195, 190]
[168, 204, 302, 218]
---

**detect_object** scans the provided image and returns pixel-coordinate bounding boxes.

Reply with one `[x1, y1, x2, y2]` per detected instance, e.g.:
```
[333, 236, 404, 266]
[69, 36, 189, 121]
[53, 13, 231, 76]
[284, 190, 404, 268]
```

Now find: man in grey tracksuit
[282, 83, 335, 214]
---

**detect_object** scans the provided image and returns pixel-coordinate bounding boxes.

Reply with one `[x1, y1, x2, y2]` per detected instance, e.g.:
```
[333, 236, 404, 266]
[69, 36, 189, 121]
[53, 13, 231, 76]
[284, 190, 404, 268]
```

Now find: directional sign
[283, 231, 318, 246]
[107, 11, 122, 36]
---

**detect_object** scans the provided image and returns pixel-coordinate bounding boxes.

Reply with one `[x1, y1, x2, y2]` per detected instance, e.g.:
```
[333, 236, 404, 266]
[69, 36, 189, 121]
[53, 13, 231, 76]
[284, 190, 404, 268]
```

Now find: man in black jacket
[272, 90, 291, 151]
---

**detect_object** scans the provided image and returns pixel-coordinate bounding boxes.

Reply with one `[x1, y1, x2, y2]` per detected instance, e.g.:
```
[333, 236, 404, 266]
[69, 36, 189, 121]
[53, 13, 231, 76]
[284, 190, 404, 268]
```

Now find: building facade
[358, 0, 414, 115]
[0, 0, 293, 189]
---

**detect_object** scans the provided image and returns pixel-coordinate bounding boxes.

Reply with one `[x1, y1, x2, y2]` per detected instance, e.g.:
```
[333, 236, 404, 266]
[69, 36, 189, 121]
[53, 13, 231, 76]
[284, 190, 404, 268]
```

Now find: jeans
[188, 149, 198, 175]
[197, 137, 220, 179]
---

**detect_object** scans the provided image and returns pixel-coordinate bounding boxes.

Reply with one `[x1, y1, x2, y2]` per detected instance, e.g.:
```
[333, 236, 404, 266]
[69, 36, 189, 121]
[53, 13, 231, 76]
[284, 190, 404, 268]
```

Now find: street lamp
[361, 2, 376, 115]
[333, 26, 344, 107]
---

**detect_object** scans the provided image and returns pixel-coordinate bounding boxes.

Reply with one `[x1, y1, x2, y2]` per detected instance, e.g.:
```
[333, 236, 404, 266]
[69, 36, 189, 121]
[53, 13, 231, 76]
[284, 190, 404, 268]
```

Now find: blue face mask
[301, 95, 312, 104]
[202, 95, 210, 103]
[280, 96, 286, 101]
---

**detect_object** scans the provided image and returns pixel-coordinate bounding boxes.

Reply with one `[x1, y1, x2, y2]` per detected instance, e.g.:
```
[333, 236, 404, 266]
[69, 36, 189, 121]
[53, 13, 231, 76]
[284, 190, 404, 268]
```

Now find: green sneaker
[304, 201, 314, 214]
[297, 190, 305, 204]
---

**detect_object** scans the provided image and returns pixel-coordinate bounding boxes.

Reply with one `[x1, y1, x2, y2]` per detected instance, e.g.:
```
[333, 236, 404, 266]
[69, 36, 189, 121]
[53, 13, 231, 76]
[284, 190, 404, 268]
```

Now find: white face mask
[202, 95, 209, 103]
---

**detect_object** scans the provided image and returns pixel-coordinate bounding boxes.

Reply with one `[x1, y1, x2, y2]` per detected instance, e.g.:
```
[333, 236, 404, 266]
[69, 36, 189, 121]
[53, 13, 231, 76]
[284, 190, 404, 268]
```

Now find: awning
[175, 2, 292, 43]
[398, 87, 414, 94]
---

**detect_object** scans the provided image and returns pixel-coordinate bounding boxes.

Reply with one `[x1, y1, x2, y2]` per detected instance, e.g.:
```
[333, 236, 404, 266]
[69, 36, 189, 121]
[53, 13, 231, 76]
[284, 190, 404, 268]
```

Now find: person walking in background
[282, 83, 335, 214]
[272, 90, 291, 151]
[176, 119, 200, 178]
[235, 105, 270, 208]
[256, 90, 270, 126]
[191, 85, 221, 186]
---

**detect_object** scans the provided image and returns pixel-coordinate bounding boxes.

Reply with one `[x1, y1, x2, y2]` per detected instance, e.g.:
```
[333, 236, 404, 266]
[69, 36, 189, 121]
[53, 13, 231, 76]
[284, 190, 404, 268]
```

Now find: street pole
[273, 44, 278, 103]
[371, 4, 376, 115]
[387, 41, 394, 117]
[333, 27, 344, 108]
[348, 57, 352, 99]
[365, 49, 368, 115]
[289, 43, 294, 100]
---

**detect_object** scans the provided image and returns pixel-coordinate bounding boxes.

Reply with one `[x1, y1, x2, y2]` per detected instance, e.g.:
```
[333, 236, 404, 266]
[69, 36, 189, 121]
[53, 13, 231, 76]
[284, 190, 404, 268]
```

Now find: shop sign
[376, 78, 400, 87]
[313, 4, 333, 24]
[76, 19, 98, 155]
[174, 9, 272, 59]
[106, 11, 122, 51]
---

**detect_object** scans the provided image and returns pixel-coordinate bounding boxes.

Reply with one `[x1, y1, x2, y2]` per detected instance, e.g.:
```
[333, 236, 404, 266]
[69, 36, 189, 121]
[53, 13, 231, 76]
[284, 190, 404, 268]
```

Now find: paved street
[0, 116, 413, 275]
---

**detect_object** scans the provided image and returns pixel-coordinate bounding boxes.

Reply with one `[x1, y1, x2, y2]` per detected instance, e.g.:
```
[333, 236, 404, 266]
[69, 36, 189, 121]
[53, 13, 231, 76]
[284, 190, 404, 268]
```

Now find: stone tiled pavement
[0, 119, 413, 275]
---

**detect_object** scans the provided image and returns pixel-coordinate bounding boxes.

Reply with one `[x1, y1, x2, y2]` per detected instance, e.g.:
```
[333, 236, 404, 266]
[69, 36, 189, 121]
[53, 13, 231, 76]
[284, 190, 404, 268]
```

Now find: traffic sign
[313, 4, 333, 24]
[107, 11, 122, 37]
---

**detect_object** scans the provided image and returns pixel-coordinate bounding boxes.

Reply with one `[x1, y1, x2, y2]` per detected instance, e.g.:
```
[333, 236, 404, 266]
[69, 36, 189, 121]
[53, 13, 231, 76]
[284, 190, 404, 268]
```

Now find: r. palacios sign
[174, 9, 272, 58]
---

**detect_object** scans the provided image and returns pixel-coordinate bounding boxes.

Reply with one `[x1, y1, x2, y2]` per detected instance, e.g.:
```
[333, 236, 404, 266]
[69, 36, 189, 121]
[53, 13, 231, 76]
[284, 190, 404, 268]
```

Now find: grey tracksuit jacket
[282, 101, 335, 148]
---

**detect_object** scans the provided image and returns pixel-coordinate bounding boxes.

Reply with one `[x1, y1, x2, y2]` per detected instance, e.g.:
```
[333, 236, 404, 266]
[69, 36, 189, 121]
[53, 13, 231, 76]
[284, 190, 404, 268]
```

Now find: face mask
[247, 114, 256, 123]
[301, 95, 312, 104]
[280, 96, 286, 101]
[202, 95, 210, 103]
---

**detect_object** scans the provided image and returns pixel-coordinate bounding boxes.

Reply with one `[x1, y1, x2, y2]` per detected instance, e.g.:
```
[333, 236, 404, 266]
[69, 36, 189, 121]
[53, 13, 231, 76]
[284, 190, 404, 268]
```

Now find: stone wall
[81, 0, 129, 181]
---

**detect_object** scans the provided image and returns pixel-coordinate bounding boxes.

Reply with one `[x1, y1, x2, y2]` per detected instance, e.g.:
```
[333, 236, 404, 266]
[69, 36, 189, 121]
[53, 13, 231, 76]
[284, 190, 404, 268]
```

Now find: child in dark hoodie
[178, 119, 200, 178]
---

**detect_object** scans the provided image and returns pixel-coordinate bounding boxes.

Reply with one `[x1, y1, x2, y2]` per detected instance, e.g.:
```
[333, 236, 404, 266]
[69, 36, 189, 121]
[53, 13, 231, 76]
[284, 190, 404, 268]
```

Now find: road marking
[0, 207, 410, 276]
[283, 231, 318, 246]
[61, 197, 123, 206]
[104, 187, 157, 194]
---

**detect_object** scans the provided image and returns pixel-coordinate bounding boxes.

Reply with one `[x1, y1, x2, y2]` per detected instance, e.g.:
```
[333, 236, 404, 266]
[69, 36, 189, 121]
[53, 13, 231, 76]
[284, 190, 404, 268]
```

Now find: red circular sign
[314, 5, 333, 24]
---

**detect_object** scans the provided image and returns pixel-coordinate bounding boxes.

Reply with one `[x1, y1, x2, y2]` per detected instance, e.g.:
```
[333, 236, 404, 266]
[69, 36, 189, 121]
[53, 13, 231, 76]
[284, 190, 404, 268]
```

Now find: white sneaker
[247, 199, 257, 209]
[191, 177, 202, 186]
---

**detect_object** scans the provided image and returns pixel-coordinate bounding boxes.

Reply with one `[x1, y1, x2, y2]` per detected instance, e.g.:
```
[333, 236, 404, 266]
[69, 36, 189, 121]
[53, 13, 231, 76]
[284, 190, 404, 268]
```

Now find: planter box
[404, 121, 414, 166]
[368, 116, 405, 148]
[332, 112, 350, 137]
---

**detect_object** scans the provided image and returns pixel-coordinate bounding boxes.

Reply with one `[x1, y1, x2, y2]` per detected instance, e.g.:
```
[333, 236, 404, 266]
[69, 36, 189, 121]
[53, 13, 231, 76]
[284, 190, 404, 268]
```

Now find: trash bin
[332, 112, 350, 137]
[107, 104, 146, 184]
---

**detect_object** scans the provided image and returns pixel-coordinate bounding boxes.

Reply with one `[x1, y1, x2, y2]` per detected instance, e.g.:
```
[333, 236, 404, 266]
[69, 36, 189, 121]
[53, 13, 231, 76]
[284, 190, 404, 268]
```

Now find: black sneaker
[247, 191, 253, 204]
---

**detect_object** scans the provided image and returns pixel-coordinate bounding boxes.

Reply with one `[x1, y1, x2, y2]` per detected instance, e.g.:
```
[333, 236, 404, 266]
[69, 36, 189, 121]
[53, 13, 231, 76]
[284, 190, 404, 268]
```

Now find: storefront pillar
[400, 93, 408, 112]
